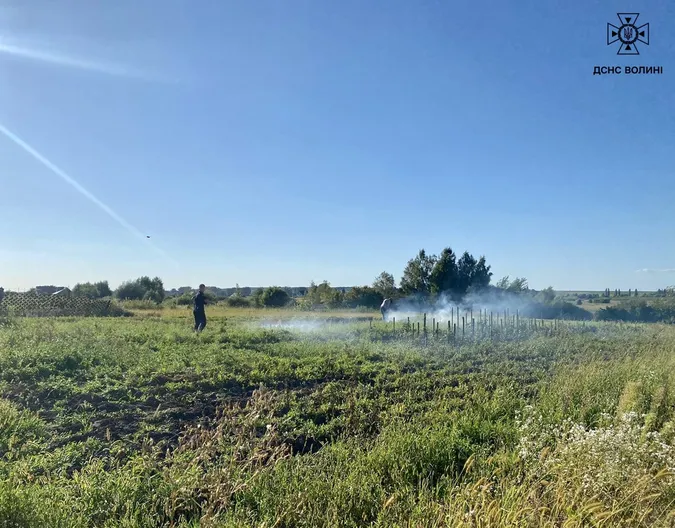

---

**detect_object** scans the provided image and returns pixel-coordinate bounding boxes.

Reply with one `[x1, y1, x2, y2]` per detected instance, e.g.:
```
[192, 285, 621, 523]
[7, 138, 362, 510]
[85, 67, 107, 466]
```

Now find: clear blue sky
[1, 0, 674, 291]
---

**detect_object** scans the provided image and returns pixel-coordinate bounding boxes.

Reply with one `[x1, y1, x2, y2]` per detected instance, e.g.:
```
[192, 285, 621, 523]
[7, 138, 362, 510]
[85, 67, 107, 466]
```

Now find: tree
[73, 281, 112, 299]
[73, 282, 99, 299]
[536, 286, 556, 304]
[508, 277, 528, 292]
[115, 276, 165, 303]
[373, 271, 396, 298]
[429, 247, 458, 296]
[495, 276, 511, 289]
[471, 256, 493, 290]
[456, 252, 478, 295]
[400, 249, 437, 297]
[306, 281, 343, 307]
[261, 287, 290, 307]
[252, 288, 265, 308]
[343, 286, 383, 309]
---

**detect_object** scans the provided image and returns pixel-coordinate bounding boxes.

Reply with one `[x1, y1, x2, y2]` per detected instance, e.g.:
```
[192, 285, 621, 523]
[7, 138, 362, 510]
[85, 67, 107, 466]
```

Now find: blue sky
[1, 0, 674, 291]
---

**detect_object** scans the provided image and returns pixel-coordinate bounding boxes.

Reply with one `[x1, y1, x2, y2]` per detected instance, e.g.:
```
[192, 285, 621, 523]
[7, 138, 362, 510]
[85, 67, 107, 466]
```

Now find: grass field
[1, 308, 675, 527]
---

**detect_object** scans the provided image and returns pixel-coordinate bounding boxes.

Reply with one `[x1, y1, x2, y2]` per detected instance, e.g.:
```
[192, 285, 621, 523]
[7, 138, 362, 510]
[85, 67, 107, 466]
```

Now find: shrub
[261, 287, 290, 308]
[226, 295, 252, 308]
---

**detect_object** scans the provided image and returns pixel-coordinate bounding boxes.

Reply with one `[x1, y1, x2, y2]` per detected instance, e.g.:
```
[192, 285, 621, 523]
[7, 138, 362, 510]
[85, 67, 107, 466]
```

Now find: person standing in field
[193, 284, 208, 332]
[380, 298, 392, 321]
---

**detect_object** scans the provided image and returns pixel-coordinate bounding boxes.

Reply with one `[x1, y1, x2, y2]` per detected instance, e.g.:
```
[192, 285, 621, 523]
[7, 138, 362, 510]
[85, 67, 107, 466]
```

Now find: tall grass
[0, 313, 673, 526]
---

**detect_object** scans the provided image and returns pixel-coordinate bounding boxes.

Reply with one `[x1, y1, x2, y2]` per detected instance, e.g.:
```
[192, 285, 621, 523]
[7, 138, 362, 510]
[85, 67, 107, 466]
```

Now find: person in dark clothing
[193, 284, 207, 332]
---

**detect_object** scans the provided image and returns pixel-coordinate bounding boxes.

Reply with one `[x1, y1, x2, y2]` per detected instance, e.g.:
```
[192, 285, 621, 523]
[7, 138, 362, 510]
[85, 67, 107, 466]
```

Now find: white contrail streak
[0, 40, 175, 83]
[0, 122, 177, 264]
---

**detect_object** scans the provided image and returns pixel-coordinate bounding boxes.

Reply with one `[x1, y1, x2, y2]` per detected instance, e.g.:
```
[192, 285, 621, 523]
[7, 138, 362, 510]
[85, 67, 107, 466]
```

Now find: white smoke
[385, 287, 581, 326]
[259, 319, 326, 332]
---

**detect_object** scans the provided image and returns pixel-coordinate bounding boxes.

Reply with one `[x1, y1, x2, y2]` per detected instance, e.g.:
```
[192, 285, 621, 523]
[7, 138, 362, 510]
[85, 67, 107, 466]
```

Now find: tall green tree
[399, 249, 436, 296]
[471, 256, 492, 290]
[429, 247, 458, 295]
[456, 252, 477, 295]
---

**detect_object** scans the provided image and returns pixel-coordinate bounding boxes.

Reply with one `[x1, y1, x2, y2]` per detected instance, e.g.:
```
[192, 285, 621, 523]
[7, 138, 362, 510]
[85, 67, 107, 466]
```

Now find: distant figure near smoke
[193, 284, 208, 333]
[380, 298, 392, 321]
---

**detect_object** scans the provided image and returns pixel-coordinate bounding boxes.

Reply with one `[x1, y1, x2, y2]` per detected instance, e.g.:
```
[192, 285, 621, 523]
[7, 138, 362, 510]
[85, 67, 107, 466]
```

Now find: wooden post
[447, 320, 451, 343]
[393, 317, 395, 332]
[516, 310, 519, 334]
[432, 317, 436, 336]
[417, 322, 420, 336]
[370, 318, 372, 329]
[453, 323, 457, 341]
[423, 313, 427, 334]
[472, 318, 475, 339]
[462, 316, 465, 338]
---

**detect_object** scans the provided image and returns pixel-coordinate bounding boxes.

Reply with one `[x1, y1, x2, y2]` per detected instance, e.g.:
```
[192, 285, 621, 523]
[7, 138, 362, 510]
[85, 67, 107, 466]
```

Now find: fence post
[462, 316, 465, 338]
[423, 313, 427, 334]
[393, 317, 395, 333]
[447, 320, 451, 343]
[516, 310, 519, 335]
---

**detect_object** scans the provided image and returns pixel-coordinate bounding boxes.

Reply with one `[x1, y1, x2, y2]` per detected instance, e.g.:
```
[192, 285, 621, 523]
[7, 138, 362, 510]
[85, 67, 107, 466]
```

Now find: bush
[595, 299, 675, 323]
[120, 300, 164, 311]
[226, 295, 251, 308]
[72, 281, 112, 299]
[261, 287, 290, 308]
[343, 286, 383, 310]
[520, 300, 592, 321]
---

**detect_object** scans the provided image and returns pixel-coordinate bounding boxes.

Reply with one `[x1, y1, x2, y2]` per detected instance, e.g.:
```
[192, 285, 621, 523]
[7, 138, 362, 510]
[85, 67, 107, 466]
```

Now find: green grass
[0, 310, 674, 526]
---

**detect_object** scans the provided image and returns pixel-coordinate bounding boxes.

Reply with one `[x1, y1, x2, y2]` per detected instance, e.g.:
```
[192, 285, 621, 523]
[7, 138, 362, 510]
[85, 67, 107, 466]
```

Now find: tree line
[67, 246, 495, 310]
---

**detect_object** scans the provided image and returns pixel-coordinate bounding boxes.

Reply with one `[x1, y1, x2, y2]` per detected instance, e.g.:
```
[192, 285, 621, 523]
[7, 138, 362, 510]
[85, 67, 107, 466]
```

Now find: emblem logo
[607, 13, 649, 55]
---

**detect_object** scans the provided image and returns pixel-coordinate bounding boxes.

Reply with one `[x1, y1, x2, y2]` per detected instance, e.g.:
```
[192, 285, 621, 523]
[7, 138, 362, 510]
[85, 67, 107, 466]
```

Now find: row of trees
[73, 277, 165, 303]
[398, 249, 492, 299]
[602, 288, 640, 297]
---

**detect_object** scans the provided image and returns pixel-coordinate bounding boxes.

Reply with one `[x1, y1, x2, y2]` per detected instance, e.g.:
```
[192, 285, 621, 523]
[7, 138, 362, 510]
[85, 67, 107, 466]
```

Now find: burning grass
[0, 311, 674, 526]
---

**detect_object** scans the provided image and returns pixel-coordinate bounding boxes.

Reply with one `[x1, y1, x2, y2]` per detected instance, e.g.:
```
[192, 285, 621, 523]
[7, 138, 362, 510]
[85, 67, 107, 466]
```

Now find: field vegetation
[1, 307, 675, 526]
